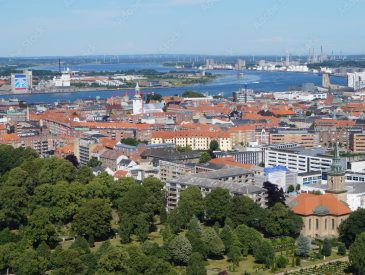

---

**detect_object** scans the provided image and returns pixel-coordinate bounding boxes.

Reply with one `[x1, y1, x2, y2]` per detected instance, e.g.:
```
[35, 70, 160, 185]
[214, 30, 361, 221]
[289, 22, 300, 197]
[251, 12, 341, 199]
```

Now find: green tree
[202, 227, 225, 259]
[76, 166, 94, 184]
[36, 241, 51, 262]
[227, 195, 266, 229]
[350, 232, 365, 274]
[186, 217, 208, 258]
[146, 93, 163, 103]
[32, 182, 87, 224]
[134, 214, 150, 242]
[295, 235, 310, 257]
[72, 199, 112, 240]
[199, 152, 212, 164]
[87, 157, 102, 168]
[166, 208, 186, 233]
[53, 249, 87, 275]
[235, 224, 263, 255]
[70, 237, 90, 254]
[204, 188, 231, 225]
[177, 145, 192, 152]
[168, 235, 192, 266]
[182, 90, 204, 98]
[220, 224, 234, 252]
[209, 140, 220, 151]
[144, 256, 175, 275]
[263, 181, 285, 207]
[186, 252, 207, 275]
[120, 137, 147, 146]
[162, 224, 174, 244]
[0, 186, 28, 229]
[262, 203, 303, 237]
[338, 242, 346, 256]
[23, 207, 58, 248]
[116, 184, 148, 217]
[142, 177, 165, 217]
[14, 249, 47, 275]
[118, 215, 133, 244]
[0, 228, 19, 245]
[0, 242, 17, 275]
[38, 157, 77, 184]
[276, 255, 288, 268]
[253, 240, 274, 267]
[287, 185, 295, 193]
[322, 238, 332, 257]
[0, 145, 38, 175]
[339, 208, 365, 247]
[96, 246, 129, 274]
[227, 245, 241, 267]
[4, 167, 35, 194]
[179, 186, 205, 221]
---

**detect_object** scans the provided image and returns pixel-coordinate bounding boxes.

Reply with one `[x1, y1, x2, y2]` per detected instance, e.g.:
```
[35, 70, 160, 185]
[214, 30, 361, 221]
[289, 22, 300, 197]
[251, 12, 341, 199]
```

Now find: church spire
[330, 142, 344, 174]
[135, 82, 140, 95]
[326, 142, 347, 202]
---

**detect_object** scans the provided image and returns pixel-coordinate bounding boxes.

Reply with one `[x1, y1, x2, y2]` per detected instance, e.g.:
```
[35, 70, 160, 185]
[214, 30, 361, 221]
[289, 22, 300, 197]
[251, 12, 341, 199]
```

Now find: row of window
[308, 218, 337, 230]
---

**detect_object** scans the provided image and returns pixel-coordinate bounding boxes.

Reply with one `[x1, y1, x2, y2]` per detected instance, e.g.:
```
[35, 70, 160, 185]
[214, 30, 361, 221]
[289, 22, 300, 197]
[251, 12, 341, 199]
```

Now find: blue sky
[0, 0, 364, 57]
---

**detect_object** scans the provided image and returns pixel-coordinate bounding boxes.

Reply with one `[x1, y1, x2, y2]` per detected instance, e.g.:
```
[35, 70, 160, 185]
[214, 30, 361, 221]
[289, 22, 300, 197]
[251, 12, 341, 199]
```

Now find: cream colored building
[151, 130, 232, 151]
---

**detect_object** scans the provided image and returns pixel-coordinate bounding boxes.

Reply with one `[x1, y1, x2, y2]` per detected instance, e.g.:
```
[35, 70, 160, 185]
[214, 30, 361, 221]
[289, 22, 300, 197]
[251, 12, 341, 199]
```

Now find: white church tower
[132, 83, 143, 115]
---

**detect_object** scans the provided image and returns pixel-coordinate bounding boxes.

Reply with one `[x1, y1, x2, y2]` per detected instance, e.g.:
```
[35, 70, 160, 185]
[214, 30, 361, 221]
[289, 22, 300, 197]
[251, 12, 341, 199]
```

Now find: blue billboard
[14, 74, 27, 90]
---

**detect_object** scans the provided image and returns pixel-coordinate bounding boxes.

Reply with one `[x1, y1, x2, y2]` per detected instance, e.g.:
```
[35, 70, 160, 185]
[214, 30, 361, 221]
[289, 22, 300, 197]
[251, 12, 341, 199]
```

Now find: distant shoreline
[0, 85, 197, 97]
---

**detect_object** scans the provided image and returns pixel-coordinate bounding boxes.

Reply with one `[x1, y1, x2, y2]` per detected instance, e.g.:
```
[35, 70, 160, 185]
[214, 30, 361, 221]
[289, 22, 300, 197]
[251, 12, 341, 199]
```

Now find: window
[309, 219, 311, 230]
[316, 219, 319, 230]
[325, 219, 327, 230]
[332, 219, 335, 230]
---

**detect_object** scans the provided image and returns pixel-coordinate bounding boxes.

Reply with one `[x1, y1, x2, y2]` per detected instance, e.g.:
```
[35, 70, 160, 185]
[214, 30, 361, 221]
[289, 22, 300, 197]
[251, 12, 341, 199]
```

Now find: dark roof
[141, 148, 200, 161]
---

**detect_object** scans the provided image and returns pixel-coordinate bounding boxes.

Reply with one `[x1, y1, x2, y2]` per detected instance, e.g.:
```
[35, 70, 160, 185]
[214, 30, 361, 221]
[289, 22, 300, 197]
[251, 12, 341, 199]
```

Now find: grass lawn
[206, 248, 346, 275]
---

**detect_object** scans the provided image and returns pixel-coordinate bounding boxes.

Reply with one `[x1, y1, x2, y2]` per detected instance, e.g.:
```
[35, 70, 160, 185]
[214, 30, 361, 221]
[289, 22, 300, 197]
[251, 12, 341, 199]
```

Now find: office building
[265, 147, 333, 173]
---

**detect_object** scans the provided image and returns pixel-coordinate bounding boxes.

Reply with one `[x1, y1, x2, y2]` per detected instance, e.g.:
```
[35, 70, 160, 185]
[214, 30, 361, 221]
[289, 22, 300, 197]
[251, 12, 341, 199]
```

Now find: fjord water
[1, 64, 346, 104]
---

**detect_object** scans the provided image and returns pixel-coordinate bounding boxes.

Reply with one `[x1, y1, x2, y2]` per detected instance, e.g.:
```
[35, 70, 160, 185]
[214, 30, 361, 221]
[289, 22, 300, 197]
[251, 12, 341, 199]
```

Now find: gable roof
[290, 193, 351, 216]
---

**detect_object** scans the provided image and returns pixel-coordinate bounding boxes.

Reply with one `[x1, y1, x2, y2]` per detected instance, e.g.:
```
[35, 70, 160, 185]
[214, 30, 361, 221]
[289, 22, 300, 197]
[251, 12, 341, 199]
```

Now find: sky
[0, 0, 364, 57]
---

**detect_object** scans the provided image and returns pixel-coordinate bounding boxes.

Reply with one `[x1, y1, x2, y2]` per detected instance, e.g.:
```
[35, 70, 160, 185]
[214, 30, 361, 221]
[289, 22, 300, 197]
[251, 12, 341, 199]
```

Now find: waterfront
[1, 64, 347, 104]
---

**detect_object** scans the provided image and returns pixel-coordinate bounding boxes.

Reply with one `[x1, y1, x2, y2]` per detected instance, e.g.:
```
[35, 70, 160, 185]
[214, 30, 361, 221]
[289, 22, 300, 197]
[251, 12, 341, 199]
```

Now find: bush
[295, 256, 301, 266]
[337, 242, 346, 256]
[322, 239, 332, 257]
[276, 255, 288, 268]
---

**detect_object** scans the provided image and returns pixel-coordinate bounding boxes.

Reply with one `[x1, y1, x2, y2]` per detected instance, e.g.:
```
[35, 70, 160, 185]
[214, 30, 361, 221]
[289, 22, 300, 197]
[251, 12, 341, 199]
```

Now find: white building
[348, 71, 365, 90]
[53, 69, 71, 87]
[273, 91, 327, 101]
[265, 147, 333, 173]
[132, 83, 143, 115]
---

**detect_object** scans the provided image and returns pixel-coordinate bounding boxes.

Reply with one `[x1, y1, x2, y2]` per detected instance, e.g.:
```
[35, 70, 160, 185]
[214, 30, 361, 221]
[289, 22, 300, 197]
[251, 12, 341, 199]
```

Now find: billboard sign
[14, 74, 27, 90]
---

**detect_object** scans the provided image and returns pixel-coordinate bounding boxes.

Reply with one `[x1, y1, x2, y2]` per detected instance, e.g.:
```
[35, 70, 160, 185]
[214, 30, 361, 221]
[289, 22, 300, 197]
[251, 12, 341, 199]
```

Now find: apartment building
[165, 173, 266, 210]
[269, 129, 318, 148]
[151, 130, 232, 151]
[159, 160, 195, 182]
[350, 131, 365, 153]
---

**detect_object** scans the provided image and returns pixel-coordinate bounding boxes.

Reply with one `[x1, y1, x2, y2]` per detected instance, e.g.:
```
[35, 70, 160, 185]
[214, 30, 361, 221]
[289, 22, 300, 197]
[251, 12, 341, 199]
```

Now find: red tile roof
[291, 193, 351, 216]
